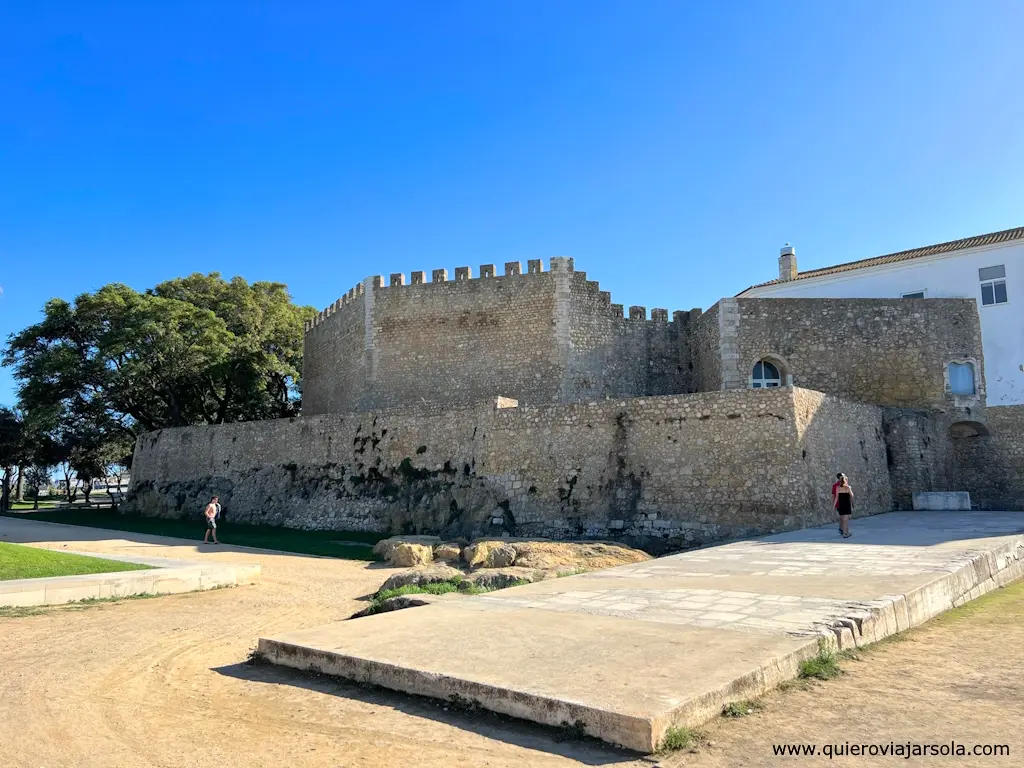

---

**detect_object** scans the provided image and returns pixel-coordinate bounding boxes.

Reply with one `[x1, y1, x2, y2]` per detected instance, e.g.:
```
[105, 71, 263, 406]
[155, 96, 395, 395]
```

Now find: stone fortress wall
[717, 298, 985, 409]
[302, 257, 985, 414]
[127, 388, 891, 551]
[301, 257, 703, 414]
[126, 257, 1023, 548]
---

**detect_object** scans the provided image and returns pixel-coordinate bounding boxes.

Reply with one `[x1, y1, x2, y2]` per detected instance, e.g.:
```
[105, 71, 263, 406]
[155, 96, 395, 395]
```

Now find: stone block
[0, 587, 46, 607]
[464, 541, 516, 568]
[504, 261, 521, 276]
[391, 543, 434, 567]
[912, 492, 971, 511]
[44, 583, 103, 604]
[410, 271, 426, 284]
[152, 574, 203, 594]
[454, 266, 471, 281]
[431, 269, 448, 283]
[433, 543, 463, 562]
[389, 273, 405, 286]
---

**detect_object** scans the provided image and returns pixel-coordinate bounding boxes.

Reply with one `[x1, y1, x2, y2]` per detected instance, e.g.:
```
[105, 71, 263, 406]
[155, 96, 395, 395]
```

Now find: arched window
[751, 360, 782, 388]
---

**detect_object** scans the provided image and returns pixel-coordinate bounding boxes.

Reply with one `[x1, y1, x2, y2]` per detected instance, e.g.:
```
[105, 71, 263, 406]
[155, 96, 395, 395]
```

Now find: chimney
[778, 244, 797, 281]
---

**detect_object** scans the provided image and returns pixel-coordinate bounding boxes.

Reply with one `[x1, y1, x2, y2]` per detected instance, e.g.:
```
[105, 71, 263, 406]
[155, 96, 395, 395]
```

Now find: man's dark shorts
[206, 518, 217, 530]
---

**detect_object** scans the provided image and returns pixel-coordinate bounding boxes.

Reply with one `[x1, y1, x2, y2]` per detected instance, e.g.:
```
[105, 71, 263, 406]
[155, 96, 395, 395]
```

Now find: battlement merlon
[351, 257, 577, 292]
[306, 279, 367, 331]
[304, 257, 694, 336]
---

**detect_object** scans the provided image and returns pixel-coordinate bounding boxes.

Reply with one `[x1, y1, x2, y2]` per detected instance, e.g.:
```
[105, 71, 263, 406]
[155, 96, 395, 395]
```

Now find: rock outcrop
[463, 541, 517, 568]
[379, 564, 465, 592]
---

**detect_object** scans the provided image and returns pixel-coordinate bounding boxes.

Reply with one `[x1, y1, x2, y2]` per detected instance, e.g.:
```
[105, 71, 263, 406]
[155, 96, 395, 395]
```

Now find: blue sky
[2, 1, 1023, 407]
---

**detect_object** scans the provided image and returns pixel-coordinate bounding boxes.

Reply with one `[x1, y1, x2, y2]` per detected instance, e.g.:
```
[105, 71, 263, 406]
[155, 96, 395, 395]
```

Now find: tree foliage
[4, 273, 316, 433]
[24, 465, 51, 509]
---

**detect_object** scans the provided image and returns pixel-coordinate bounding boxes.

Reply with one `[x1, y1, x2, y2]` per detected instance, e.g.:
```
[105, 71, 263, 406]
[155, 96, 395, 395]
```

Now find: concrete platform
[259, 511, 1024, 753]
[0, 548, 261, 608]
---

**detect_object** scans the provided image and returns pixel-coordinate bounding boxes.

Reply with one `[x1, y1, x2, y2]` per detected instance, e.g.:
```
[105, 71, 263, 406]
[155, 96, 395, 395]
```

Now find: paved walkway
[261, 512, 1024, 753]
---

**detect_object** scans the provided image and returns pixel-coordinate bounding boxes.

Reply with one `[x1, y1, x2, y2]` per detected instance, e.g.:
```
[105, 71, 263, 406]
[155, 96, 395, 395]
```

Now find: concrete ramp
[259, 512, 1024, 753]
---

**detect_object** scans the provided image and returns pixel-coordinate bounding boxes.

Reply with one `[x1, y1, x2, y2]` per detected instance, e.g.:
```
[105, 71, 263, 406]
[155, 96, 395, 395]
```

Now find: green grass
[798, 640, 844, 681]
[0, 541, 153, 581]
[555, 567, 589, 577]
[0, 591, 161, 618]
[10, 500, 60, 511]
[659, 725, 704, 752]
[2, 507, 384, 561]
[722, 699, 764, 717]
[364, 576, 532, 614]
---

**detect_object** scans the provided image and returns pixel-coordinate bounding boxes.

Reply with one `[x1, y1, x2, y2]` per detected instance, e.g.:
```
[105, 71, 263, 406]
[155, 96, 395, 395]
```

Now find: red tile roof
[738, 226, 1024, 295]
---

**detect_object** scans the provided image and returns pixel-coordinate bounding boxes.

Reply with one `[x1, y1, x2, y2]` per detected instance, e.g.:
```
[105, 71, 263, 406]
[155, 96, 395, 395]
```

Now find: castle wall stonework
[951, 405, 1024, 510]
[129, 258, 1019, 549]
[301, 284, 366, 415]
[302, 263, 986, 416]
[564, 269, 693, 401]
[880, 408, 954, 510]
[301, 258, 699, 414]
[124, 388, 892, 551]
[368, 267, 563, 410]
[879, 404, 1023, 511]
[724, 298, 984, 408]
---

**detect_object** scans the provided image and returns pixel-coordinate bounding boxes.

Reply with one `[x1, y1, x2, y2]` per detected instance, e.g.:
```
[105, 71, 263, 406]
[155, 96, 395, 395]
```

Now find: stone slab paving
[259, 511, 1024, 753]
[0, 519, 261, 607]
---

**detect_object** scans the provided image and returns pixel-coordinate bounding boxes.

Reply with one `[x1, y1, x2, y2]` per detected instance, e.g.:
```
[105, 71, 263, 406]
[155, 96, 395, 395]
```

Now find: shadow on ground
[212, 660, 640, 765]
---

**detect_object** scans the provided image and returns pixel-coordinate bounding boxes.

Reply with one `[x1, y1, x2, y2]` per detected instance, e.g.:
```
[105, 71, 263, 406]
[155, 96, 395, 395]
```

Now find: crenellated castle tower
[301, 257, 706, 414]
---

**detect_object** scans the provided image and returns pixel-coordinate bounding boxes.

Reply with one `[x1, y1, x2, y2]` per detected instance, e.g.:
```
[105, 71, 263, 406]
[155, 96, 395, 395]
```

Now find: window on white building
[751, 360, 782, 388]
[979, 265, 1008, 305]
[901, 291, 925, 299]
[948, 362, 976, 396]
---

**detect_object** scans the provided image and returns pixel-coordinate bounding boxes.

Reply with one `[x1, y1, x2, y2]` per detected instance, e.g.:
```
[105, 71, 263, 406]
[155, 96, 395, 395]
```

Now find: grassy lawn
[0, 542, 153, 581]
[2, 508, 384, 561]
[10, 501, 61, 511]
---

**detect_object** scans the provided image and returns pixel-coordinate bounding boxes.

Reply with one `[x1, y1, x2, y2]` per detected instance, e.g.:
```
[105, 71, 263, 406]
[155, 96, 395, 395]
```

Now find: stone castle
[125, 258, 1023, 551]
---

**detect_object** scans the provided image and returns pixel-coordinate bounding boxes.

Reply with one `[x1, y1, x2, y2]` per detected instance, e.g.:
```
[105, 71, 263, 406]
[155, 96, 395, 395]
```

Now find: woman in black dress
[835, 476, 854, 538]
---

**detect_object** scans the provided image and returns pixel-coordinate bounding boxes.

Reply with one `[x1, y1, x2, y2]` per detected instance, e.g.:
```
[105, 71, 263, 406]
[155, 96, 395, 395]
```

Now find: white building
[738, 227, 1024, 406]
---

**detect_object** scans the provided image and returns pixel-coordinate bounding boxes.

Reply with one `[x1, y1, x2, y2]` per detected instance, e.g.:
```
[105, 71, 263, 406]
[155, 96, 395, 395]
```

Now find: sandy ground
[1, 521, 1021, 767]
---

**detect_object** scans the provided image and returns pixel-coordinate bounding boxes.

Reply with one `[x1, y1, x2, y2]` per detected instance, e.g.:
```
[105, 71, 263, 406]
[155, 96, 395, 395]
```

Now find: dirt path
[0, 522, 645, 768]
[1, 520, 1021, 767]
[661, 579, 1024, 767]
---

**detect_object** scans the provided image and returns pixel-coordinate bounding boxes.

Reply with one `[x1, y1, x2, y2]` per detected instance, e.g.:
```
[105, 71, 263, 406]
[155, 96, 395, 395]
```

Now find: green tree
[60, 399, 135, 505]
[4, 274, 316, 433]
[24, 466, 51, 509]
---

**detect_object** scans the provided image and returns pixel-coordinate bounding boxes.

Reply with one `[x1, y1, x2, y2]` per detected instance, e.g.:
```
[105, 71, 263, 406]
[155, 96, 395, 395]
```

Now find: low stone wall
[795, 388, 892, 519]
[126, 388, 893, 552]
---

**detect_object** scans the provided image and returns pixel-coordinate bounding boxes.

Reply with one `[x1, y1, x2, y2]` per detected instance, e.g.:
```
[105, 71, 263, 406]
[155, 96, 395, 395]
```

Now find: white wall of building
[742, 241, 1024, 405]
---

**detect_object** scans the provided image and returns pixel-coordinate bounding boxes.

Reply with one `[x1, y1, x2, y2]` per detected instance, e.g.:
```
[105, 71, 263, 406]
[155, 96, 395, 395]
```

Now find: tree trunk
[1, 467, 10, 513]
[83, 484, 92, 505]
[33, 488, 39, 510]
[15, 466, 25, 502]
